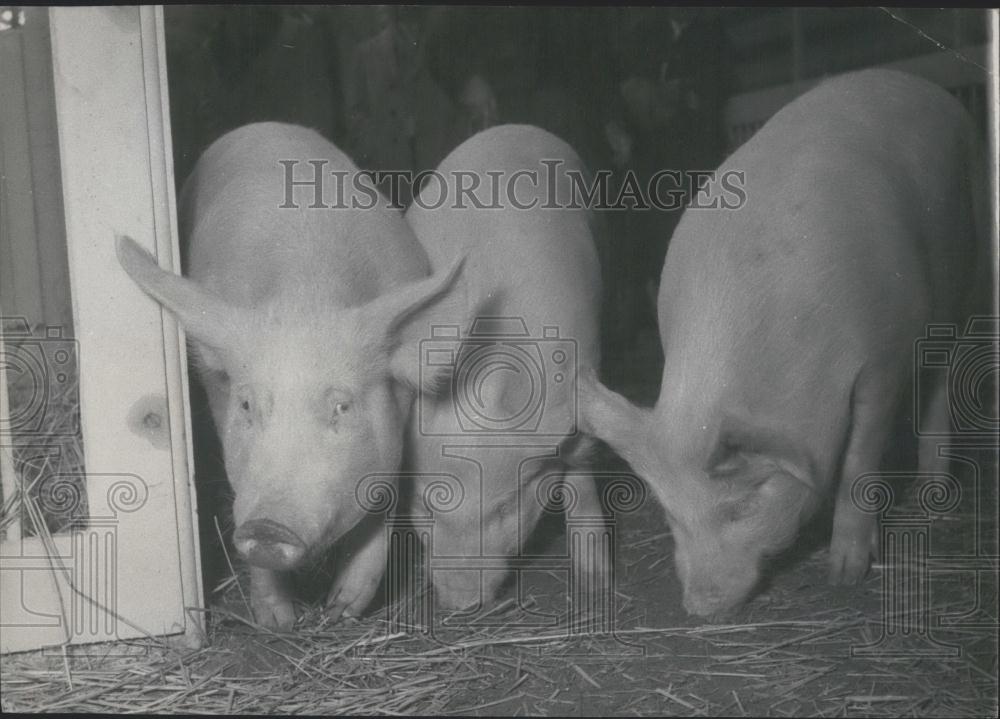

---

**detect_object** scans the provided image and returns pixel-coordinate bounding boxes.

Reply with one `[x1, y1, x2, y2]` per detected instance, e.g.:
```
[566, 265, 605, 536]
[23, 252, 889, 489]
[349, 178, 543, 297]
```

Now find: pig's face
[578, 370, 820, 619]
[116, 235, 464, 571]
[218, 313, 412, 569]
[645, 453, 817, 619]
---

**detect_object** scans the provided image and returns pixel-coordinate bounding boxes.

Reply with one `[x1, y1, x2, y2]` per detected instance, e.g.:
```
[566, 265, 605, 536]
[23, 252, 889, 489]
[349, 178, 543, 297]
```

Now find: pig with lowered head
[404, 124, 605, 610]
[579, 70, 987, 618]
[117, 122, 464, 628]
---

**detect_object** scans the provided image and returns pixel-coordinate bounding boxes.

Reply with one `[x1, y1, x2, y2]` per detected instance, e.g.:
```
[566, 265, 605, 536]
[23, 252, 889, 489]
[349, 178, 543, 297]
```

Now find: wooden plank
[0, 21, 44, 326]
[1, 6, 202, 654]
[0, 311, 22, 541]
[144, 4, 205, 650]
[21, 7, 72, 329]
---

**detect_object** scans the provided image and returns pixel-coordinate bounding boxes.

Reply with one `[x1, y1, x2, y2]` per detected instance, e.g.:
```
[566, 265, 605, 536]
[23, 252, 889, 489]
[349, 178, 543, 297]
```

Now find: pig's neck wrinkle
[649, 398, 715, 469]
[652, 381, 805, 473]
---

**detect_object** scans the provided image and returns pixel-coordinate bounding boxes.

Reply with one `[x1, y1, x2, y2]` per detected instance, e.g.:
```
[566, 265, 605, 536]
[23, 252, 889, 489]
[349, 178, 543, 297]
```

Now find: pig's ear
[116, 234, 240, 354]
[365, 255, 465, 336]
[366, 256, 469, 391]
[577, 367, 651, 465]
[706, 417, 816, 491]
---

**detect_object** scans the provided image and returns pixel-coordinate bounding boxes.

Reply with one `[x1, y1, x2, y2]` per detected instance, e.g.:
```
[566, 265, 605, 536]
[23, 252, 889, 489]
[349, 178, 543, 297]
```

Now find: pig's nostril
[233, 519, 307, 570]
[234, 518, 303, 547]
[684, 588, 722, 617]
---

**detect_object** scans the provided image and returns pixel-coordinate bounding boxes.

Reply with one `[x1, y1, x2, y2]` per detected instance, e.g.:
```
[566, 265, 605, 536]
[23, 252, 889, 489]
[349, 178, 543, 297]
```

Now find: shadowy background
[162, 5, 991, 593]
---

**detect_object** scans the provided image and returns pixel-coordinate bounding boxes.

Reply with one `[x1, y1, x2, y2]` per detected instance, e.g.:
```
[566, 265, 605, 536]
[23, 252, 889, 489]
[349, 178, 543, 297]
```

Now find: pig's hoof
[827, 536, 875, 585]
[325, 577, 379, 623]
[251, 595, 298, 630]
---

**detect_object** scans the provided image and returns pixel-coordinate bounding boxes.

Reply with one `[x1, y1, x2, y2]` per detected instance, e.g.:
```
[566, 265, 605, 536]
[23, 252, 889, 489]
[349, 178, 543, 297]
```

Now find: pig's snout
[234, 519, 307, 570]
[682, 585, 743, 620]
[680, 566, 759, 621]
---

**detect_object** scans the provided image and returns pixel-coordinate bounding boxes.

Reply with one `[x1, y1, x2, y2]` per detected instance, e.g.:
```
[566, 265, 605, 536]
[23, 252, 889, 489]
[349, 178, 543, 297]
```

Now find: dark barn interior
[164, 5, 991, 385]
[163, 4, 993, 591]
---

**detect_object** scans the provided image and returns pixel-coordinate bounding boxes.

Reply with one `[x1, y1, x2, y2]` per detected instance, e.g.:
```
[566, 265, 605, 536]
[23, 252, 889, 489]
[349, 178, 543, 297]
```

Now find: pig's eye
[322, 389, 354, 429]
[235, 385, 254, 424]
[328, 401, 350, 427]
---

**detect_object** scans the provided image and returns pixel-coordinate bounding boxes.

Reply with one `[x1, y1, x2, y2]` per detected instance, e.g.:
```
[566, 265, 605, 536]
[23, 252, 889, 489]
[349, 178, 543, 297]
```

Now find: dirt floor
[2, 327, 997, 715]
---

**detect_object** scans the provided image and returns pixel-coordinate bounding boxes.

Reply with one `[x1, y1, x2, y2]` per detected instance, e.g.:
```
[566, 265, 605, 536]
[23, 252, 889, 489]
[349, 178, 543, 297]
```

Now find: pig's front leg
[570, 475, 610, 582]
[568, 475, 615, 627]
[249, 566, 297, 630]
[829, 374, 895, 584]
[325, 524, 386, 622]
[917, 374, 951, 476]
[829, 479, 880, 585]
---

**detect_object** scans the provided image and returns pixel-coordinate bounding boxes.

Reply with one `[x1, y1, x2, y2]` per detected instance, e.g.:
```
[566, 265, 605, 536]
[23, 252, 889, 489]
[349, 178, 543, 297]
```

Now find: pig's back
[407, 125, 601, 357]
[663, 70, 979, 356]
[658, 69, 981, 438]
[181, 122, 430, 310]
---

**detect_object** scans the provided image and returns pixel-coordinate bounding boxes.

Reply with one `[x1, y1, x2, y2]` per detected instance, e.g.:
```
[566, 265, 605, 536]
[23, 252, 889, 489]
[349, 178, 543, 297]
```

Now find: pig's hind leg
[829, 370, 900, 585]
[916, 372, 952, 478]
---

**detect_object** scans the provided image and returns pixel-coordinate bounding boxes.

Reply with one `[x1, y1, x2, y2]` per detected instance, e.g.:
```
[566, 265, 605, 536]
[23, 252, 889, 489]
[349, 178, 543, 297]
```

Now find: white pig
[578, 69, 987, 618]
[117, 122, 465, 628]
[402, 125, 605, 609]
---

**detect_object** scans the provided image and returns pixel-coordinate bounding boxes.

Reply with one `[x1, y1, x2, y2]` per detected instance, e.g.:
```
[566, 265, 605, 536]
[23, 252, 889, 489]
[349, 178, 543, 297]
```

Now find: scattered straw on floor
[2, 520, 995, 716]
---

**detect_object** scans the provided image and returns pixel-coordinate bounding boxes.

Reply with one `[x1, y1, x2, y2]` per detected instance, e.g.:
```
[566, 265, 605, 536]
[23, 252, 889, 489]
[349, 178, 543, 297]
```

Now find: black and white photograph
[1, 4, 997, 716]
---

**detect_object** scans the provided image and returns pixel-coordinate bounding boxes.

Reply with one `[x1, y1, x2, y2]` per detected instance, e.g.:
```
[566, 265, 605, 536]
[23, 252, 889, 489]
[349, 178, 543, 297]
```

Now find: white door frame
[1, 5, 202, 654]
